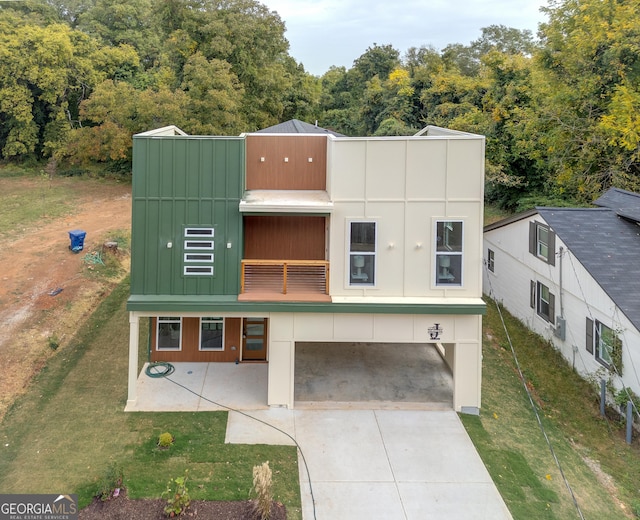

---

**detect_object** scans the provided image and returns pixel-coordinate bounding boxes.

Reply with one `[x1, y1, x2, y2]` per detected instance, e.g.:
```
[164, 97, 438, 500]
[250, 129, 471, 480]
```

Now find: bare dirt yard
[0, 175, 132, 421]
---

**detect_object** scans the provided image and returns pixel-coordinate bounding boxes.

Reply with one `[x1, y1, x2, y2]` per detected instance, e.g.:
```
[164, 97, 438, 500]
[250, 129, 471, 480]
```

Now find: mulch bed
[79, 494, 287, 520]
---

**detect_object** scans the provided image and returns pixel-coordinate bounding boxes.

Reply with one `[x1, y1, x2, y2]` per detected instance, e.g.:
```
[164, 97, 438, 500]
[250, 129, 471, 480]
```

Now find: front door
[242, 318, 268, 361]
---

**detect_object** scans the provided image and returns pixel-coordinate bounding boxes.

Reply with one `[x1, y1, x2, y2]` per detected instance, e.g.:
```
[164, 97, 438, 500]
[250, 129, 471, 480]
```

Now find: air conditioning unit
[554, 316, 566, 341]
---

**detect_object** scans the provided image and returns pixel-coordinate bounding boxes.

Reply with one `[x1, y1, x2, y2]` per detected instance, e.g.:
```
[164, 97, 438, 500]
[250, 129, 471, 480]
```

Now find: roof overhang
[239, 190, 333, 214]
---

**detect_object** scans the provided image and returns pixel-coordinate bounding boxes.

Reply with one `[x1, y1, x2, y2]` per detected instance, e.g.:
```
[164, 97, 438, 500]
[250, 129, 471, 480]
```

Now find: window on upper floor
[157, 317, 181, 351]
[529, 221, 555, 265]
[183, 227, 215, 276]
[435, 221, 463, 286]
[200, 317, 224, 351]
[530, 280, 555, 323]
[348, 221, 376, 286]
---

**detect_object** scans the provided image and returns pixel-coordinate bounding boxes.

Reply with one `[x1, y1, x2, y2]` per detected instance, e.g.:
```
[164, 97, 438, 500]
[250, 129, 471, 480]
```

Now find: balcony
[239, 259, 330, 302]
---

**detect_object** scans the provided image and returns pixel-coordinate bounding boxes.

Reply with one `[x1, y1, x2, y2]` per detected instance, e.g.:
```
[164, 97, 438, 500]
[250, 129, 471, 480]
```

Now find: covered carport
[294, 342, 453, 408]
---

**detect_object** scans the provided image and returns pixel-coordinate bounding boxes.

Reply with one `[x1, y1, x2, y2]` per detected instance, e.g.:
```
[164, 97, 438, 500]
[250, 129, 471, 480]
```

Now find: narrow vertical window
[435, 221, 463, 286]
[200, 317, 224, 351]
[595, 321, 619, 368]
[488, 249, 495, 273]
[349, 221, 376, 286]
[157, 317, 181, 351]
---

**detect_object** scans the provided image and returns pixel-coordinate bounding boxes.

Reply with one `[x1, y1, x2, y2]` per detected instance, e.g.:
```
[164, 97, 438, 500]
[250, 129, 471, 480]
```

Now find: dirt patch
[79, 495, 287, 520]
[0, 176, 132, 421]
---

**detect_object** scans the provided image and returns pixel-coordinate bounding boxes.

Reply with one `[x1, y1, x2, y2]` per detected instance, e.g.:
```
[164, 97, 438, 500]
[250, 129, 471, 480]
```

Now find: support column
[268, 340, 295, 408]
[453, 340, 482, 414]
[126, 312, 140, 410]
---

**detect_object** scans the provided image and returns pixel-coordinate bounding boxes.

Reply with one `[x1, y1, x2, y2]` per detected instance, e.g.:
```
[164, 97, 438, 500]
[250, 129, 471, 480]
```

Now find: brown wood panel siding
[151, 317, 240, 362]
[246, 135, 327, 190]
[243, 216, 326, 260]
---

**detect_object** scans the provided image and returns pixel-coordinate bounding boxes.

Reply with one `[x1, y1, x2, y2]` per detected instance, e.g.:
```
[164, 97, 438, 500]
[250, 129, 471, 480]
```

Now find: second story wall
[245, 135, 327, 190]
[327, 136, 485, 299]
[130, 136, 244, 296]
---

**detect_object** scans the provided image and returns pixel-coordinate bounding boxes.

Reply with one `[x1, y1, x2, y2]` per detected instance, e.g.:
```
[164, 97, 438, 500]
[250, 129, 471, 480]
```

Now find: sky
[261, 0, 549, 76]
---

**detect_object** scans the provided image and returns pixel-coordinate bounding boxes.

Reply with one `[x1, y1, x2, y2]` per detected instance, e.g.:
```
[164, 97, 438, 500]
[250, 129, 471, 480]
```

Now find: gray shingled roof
[537, 205, 640, 331]
[593, 187, 640, 223]
[255, 119, 345, 136]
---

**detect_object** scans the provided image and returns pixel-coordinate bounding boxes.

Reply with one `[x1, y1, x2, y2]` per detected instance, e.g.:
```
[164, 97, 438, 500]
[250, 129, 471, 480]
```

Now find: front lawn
[0, 279, 301, 518]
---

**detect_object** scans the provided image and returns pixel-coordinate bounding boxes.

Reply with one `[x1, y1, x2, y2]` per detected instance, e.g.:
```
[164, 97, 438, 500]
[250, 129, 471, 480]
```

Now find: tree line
[1, 0, 639, 209]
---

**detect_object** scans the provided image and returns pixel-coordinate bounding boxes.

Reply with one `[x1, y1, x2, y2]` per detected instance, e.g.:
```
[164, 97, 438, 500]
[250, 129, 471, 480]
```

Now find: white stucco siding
[328, 137, 484, 299]
[484, 217, 640, 397]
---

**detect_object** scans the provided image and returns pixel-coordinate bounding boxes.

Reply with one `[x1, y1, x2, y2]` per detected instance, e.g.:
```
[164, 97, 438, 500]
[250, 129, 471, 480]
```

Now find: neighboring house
[126, 120, 486, 412]
[483, 188, 640, 398]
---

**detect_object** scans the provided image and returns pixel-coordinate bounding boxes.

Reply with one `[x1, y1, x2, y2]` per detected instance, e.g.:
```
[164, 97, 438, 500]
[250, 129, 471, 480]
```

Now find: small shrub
[48, 335, 60, 351]
[96, 464, 124, 501]
[162, 470, 190, 517]
[251, 461, 273, 520]
[157, 432, 174, 449]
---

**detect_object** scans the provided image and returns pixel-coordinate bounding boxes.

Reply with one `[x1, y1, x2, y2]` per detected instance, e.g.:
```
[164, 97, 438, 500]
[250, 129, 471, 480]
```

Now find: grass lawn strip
[462, 298, 640, 519]
[0, 279, 302, 519]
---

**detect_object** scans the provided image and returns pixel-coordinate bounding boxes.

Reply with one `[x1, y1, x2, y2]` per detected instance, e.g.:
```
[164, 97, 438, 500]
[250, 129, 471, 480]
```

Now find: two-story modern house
[126, 121, 486, 412]
[483, 188, 640, 400]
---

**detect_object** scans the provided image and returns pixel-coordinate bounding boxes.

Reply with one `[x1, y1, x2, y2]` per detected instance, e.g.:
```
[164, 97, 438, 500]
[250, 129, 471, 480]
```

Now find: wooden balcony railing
[240, 259, 330, 300]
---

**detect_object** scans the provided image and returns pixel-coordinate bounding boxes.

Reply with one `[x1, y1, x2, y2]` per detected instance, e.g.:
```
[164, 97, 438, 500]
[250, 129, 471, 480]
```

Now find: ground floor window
[595, 321, 615, 368]
[157, 317, 181, 350]
[200, 317, 224, 351]
[530, 280, 555, 323]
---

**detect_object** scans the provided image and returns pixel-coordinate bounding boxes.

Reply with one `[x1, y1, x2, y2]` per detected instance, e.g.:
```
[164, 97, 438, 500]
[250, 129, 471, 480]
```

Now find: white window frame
[184, 240, 214, 250]
[347, 220, 377, 287]
[595, 320, 615, 367]
[435, 220, 464, 287]
[536, 282, 552, 322]
[184, 265, 214, 276]
[184, 253, 214, 263]
[199, 317, 224, 351]
[185, 227, 214, 238]
[156, 317, 182, 351]
[487, 248, 495, 273]
[537, 225, 549, 260]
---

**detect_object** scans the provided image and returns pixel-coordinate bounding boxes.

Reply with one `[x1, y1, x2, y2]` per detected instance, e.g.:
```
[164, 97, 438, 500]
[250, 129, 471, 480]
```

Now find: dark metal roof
[593, 187, 640, 223]
[254, 119, 345, 136]
[537, 206, 640, 331]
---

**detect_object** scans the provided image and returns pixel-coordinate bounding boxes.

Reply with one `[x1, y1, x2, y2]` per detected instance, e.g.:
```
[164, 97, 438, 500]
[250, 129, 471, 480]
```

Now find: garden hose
[145, 362, 175, 378]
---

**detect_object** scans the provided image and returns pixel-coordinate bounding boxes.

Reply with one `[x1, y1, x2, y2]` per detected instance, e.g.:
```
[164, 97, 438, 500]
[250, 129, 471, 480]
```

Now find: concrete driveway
[127, 362, 510, 518]
[226, 408, 512, 520]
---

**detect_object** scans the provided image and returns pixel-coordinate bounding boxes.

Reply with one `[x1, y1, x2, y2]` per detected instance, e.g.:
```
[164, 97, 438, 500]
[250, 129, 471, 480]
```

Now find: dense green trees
[1, 0, 639, 208]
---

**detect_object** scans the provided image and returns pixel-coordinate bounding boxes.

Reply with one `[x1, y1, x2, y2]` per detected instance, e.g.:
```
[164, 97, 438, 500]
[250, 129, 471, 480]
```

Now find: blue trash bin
[68, 229, 86, 253]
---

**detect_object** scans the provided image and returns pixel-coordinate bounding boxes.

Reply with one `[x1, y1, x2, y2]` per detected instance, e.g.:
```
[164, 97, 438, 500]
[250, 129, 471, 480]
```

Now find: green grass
[0, 279, 301, 518]
[484, 203, 512, 226]
[462, 298, 640, 519]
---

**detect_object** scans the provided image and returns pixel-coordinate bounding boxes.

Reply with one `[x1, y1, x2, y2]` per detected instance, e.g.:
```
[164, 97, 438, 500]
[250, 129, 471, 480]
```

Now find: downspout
[559, 246, 564, 318]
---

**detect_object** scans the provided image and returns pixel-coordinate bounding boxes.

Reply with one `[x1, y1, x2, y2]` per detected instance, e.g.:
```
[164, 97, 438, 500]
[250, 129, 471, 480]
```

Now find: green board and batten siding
[130, 136, 244, 297]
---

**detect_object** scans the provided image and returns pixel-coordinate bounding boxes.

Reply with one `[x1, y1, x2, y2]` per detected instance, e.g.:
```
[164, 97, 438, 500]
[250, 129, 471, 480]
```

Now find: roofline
[483, 209, 538, 232]
[134, 125, 187, 137]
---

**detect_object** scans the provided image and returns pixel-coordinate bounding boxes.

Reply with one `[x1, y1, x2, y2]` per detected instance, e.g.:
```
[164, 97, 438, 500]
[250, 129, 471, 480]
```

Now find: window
[183, 226, 215, 276]
[435, 221, 463, 286]
[349, 221, 376, 286]
[529, 221, 555, 265]
[200, 317, 224, 351]
[530, 281, 555, 322]
[157, 317, 181, 350]
[586, 319, 620, 369]
[487, 249, 495, 273]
